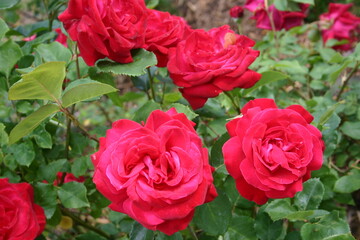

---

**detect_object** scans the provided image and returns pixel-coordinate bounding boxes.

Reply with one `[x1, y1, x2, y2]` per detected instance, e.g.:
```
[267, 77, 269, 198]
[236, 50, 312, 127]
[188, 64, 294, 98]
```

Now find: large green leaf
[0, 40, 23, 78]
[291, 0, 314, 5]
[193, 191, 232, 236]
[9, 104, 59, 144]
[35, 42, 72, 63]
[133, 100, 161, 123]
[61, 81, 117, 108]
[7, 140, 35, 166]
[96, 49, 157, 77]
[265, 199, 297, 221]
[210, 133, 230, 168]
[0, 18, 9, 40]
[224, 216, 257, 240]
[8, 62, 66, 101]
[300, 211, 354, 240]
[294, 178, 325, 210]
[168, 103, 198, 120]
[334, 173, 360, 193]
[39, 159, 68, 183]
[0, 123, 8, 145]
[254, 208, 284, 240]
[57, 181, 90, 208]
[0, 0, 20, 9]
[34, 183, 58, 219]
[130, 222, 155, 240]
[340, 121, 360, 140]
[243, 71, 288, 96]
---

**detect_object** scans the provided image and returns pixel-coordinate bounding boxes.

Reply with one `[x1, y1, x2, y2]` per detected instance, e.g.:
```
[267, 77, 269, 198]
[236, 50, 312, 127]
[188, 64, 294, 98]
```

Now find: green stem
[224, 91, 241, 114]
[336, 61, 360, 101]
[60, 207, 112, 239]
[264, 0, 279, 52]
[188, 225, 199, 240]
[147, 68, 156, 101]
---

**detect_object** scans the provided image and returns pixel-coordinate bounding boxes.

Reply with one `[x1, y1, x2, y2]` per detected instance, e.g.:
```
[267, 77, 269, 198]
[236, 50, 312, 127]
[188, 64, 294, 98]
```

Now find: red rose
[143, 9, 192, 67]
[230, 6, 244, 19]
[54, 28, 68, 47]
[53, 172, 85, 186]
[92, 108, 217, 235]
[58, 0, 147, 66]
[244, 0, 309, 30]
[0, 178, 46, 240]
[320, 3, 360, 51]
[222, 99, 324, 205]
[167, 25, 261, 110]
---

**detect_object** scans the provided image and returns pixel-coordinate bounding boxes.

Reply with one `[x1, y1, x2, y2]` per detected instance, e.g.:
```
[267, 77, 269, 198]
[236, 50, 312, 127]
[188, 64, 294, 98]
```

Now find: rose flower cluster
[57, 0, 326, 236]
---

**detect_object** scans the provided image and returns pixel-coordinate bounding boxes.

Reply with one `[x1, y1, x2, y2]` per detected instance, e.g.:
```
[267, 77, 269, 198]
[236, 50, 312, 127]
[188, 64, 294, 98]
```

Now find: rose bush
[58, 0, 148, 66]
[222, 99, 324, 205]
[143, 9, 191, 67]
[319, 3, 360, 51]
[167, 25, 261, 110]
[0, 178, 46, 240]
[244, 0, 309, 30]
[91, 108, 217, 235]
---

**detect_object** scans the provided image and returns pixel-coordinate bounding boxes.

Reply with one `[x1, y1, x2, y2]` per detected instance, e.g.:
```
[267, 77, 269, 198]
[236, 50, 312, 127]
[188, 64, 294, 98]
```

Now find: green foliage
[0, 40, 23, 78]
[0, 0, 20, 9]
[58, 182, 90, 208]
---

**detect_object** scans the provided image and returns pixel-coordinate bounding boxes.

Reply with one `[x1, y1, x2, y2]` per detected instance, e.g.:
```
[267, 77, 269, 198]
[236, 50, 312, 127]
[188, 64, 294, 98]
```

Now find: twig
[336, 61, 360, 101]
[223, 91, 241, 114]
[147, 68, 156, 101]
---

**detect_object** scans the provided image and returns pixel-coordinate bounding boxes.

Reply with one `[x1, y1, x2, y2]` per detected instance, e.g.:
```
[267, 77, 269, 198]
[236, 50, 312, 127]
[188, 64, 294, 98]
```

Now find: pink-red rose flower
[143, 9, 192, 67]
[319, 3, 360, 51]
[230, 6, 244, 18]
[54, 28, 68, 47]
[58, 0, 148, 66]
[92, 108, 217, 235]
[0, 178, 46, 240]
[222, 99, 324, 205]
[167, 25, 261, 110]
[244, 0, 309, 30]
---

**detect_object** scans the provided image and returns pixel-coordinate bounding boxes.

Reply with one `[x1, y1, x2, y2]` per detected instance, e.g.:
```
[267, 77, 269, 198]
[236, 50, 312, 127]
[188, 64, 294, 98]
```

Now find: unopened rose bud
[230, 6, 244, 18]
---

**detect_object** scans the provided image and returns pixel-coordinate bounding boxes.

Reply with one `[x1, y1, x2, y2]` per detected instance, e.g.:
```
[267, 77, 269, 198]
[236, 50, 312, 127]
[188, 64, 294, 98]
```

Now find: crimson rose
[167, 25, 261, 110]
[229, 6, 244, 19]
[222, 99, 324, 204]
[92, 108, 217, 235]
[143, 9, 192, 67]
[58, 0, 147, 66]
[244, 0, 309, 30]
[320, 3, 360, 51]
[0, 178, 46, 240]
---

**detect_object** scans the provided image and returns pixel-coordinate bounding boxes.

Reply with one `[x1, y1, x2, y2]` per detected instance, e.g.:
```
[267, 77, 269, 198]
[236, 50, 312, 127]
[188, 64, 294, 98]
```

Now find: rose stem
[188, 225, 199, 240]
[264, 0, 280, 53]
[147, 67, 156, 101]
[336, 61, 359, 101]
[60, 207, 112, 239]
[223, 91, 241, 114]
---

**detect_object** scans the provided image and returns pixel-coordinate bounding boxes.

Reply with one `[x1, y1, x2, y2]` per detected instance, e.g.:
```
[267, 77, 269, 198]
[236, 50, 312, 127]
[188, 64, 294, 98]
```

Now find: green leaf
[130, 222, 155, 240]
[76, 232, 107, 240]
[145, 0, 159, 9]
[243, 71, 288, 96]
[274, 60, 308, 75]
[291, 0, 314, 5]
[35, 42, 72, 63]
[328, 60, 351, 84]
[0, 0, 20, 9]
[62, 81, 117, 107]
[57, 181, 90, 208]
[96, 49, 157, 77]
[254, 209, 284, 240]
[168, 103, 198, 120]
[9, 104, 59, 144]
[210, 133, 229, 168]
[319, 48, 344, 64]
[39, 159, 67, 183]
[334, 173, 360, 193]
[156, 232, 183, 240]
[323, 233, 356, 240]
[8, 62, 66, 101]
[133, 100, 161, 123]
[317, 101, 344, 128]
[71, 156, 91, 178]
[285, 210, 329, 221]
[0, 40, 23, 78]
[0, 123, 9, 145]
[265, 199, 297, 221]
[340, 121, 360, 140]
[8, 140, 35, 166]
[0, 18, 9, 40]
[30, 125, 52, 149]
[274, 0, 288, 11]
[224, 215, 257, 240]
[300, 211, 353, 240]
[34, 183, 58, 219]
[294, 178, 325, 210]
[194, 191, 232, 236]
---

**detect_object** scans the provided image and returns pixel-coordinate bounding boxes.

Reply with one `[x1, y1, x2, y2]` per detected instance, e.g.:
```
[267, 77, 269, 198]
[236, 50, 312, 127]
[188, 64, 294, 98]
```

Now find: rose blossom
[229, 6, 244, 19]
[0, 178, 46, 239]
[244, 0, 309, 30]
[58, 0, 147, 66]
[143, 9, 192, 67]
[167, 25, 261, 110]
[222, 99, 324, 205]
[92, 108, 217, 235]
[320, 3, 360, 51]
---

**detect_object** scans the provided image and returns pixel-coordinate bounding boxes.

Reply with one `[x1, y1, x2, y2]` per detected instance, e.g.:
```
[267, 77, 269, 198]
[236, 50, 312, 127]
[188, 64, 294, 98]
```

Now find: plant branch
[188, 225, 199, 240]
[60, 207, 112, 239]
[224, 91, 241, 114]
[147, 68, 156, 101]
[336, 61, 360, 101]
